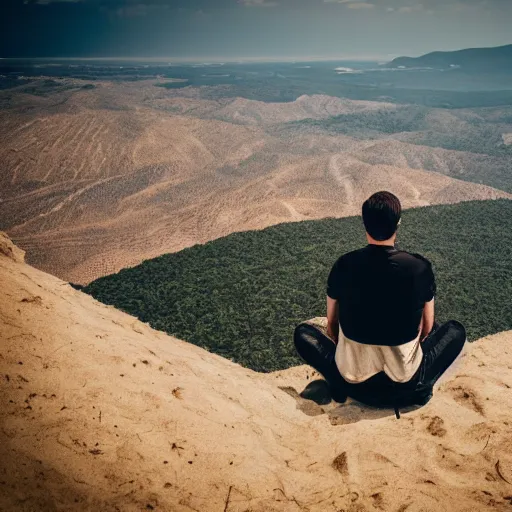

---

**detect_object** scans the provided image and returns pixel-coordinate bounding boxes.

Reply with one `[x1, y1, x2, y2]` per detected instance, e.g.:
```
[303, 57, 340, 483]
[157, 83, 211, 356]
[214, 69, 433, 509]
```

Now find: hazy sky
[2, 0, 512, 60]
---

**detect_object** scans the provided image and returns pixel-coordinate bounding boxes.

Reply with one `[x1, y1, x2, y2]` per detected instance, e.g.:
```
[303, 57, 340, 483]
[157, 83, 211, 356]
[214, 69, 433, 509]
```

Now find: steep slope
[1, 232, 512, 511]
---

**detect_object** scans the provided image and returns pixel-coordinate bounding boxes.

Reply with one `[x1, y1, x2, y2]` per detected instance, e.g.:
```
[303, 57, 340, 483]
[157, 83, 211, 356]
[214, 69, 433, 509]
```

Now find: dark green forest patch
[83, 199, 512, 372]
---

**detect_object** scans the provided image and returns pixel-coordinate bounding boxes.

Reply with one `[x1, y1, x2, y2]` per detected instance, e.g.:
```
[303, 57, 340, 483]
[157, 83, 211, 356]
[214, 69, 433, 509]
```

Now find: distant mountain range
[389, 44, 512, 71]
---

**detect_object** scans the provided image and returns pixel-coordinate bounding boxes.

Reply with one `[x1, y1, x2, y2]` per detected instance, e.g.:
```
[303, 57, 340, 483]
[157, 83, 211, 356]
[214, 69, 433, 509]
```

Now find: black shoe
[414, 391, 433, 406]
[299, 380, 332, 405]
[328, 384, 347, 404]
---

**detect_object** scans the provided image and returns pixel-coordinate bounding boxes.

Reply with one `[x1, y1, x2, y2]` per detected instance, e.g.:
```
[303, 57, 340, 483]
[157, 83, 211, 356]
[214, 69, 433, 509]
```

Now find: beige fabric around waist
[334, 329, 423, 384]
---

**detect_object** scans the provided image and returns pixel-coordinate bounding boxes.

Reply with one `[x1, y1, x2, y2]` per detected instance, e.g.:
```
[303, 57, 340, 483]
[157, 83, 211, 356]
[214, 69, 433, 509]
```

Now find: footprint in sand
[21, 295, 43, 305]
[446, 383, 485, 416]
[332, 451, 348, 476]
[421, 414, 447, 437]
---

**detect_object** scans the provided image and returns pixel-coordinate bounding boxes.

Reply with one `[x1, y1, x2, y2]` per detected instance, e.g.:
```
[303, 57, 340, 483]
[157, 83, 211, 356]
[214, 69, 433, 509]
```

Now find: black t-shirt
[327, 244, 436, 346]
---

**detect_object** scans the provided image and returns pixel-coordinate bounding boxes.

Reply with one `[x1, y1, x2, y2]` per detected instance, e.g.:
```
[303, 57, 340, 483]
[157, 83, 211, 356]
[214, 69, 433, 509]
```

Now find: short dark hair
[362, 191, 401, 241]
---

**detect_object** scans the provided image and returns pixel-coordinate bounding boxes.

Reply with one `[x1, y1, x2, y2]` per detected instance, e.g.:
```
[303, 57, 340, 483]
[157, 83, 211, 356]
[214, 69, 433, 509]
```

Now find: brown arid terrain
[1, 78, 511, 284]
[2, 232, 512, 511]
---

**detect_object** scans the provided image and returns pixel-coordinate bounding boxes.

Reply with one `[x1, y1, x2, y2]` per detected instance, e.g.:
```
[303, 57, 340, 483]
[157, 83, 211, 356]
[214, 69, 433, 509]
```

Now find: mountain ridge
[389, 43, 512, 71]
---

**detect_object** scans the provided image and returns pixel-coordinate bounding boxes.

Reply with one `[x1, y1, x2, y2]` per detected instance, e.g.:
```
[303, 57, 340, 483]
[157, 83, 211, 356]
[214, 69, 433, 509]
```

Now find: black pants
[293, 320, 466, 408]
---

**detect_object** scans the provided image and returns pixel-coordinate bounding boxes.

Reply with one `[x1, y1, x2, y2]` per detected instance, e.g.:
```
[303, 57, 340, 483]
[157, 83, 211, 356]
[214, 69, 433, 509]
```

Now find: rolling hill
[1, 78, 511, 284]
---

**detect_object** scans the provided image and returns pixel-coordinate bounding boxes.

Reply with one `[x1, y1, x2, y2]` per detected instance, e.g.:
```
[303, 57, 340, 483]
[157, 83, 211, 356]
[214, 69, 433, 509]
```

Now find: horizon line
[0, 55, 395, 63]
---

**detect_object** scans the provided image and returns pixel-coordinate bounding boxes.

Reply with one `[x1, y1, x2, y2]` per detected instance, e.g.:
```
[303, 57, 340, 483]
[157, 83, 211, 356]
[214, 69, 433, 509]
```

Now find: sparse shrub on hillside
[296, 106, 429, 136]
[294, 108, 512, 159]
[83, 200, 512, 373]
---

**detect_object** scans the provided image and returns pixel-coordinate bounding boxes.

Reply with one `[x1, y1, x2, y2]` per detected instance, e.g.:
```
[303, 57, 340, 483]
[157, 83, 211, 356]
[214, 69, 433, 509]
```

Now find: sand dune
[1, 233, 512, 511]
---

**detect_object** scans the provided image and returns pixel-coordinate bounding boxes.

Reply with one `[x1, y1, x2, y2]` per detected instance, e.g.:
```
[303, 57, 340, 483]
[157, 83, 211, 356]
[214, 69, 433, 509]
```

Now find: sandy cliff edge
[1, 232, 511, 512]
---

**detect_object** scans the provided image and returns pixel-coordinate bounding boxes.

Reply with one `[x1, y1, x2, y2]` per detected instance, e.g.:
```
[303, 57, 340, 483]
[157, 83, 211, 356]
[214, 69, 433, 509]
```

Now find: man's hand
[420, 298, 435, 341]
[326, 296, 339, 345]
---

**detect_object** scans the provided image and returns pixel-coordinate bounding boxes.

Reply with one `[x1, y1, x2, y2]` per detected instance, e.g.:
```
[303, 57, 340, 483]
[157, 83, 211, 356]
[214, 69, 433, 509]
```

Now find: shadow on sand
[279, 379, 423, 425]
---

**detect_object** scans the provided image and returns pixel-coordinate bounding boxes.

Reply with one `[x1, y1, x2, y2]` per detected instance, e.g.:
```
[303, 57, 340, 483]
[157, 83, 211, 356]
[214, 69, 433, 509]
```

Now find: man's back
[327, 244, 436, 383]
[328, 244, 436, 346]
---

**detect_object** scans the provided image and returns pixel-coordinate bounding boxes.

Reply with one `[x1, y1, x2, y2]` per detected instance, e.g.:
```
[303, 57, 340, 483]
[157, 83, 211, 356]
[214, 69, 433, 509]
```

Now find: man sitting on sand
[294, 191, 466, 411]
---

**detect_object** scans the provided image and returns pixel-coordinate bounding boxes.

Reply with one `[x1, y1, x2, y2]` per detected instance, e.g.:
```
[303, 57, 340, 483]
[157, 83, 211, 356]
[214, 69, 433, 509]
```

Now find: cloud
[113, 3, 171, 17]
[237, 0, 278, 6]
[35, 0, 81, 3]
[25, 0, 512, 11]
[397, 4, 423, 12]
[346, 2, 374, 8]
[18, 0, 512, 17]
[323, 0, 375, 6]
[381, 0, 511, 12]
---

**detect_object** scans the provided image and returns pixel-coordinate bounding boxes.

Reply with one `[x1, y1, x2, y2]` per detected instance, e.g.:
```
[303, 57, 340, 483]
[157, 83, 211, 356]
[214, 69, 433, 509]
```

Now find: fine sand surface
[1, 79, 511, 284]
[1, 232, 512, 511]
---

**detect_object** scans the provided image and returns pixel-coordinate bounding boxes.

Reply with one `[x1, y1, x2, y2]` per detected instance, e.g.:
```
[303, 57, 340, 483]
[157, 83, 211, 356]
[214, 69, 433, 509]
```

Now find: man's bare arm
[420, 298, 435, 341]
[326, 296, 339, 344]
